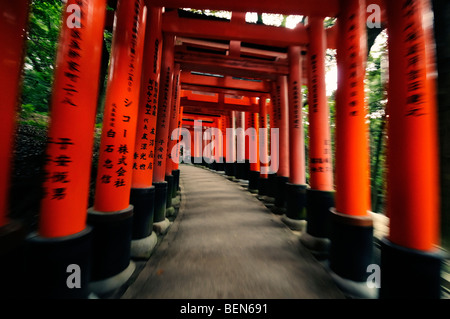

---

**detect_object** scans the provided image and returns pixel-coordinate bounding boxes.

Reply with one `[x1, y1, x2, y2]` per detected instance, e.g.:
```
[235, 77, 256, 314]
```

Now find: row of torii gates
[0, 0, 446, 299]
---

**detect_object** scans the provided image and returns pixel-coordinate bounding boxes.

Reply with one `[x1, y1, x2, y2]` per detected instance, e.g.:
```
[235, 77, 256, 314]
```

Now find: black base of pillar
[224, 162, 236, 177]
[244, 160, 251, 180]
[130, 187, 155, 240]
[87, 206, 133, 285]
[153, 181, 168, 223]
[329, 208, 374, 282]
[1, 221, 26, 298]
[267, 173, 277, 198]
[380, 237, 444, 299]
[258, 177, 268, 196]
[24, 227, 93, 299]
[248, 171, 260, 191]
[165, 175, 174, 208]
[215, 160, 225, 172]
[209, 161, 217, 171]
[274, 176, 290, 209]
[306, 189, 335, 238]
[235, 162, 247, 180]
[172, 169, 180, 193]
[285, 183, 307, 220]
[192, 157, 202, 165]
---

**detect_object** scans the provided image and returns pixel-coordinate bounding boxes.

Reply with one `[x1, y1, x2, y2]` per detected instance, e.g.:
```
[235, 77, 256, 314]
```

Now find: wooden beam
[180, 71, 271, 92]
[180, 97, 259, 113]
[147, 0, 339, 17]
[175, 50, 289, 80]
[163, 12, 309, 47]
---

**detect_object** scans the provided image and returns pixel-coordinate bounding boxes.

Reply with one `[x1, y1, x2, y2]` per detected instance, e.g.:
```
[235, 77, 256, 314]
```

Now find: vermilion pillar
[274, 76, 290, 212]
[129, 6, 163, 259]
[266, 84, 279, 199]
[152, 33, 175, 227]
[235, 111, 246, 180]
[285, 46, 308, 223]
[329, 0, 374, 294]
[218, 114, 227, 171]
[225, 111, 237, 177]
[1, 0, 30, 299]
[26, 0, 106, 299]
[381, 0, 443, 299]
[301, 17, 335, 256]
[258, 96, 270, 196]
[88, 0, 146, 293]
[170, 71, 182, 201]
[164, 64, 181, 215]
[248, 104, 260, 192]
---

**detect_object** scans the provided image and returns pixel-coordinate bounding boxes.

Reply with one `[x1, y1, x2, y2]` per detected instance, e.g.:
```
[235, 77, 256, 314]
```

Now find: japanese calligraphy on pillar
[94, 0, 145, 212]
[401, 0, 428, 117]
[345, 10, 363, 117]
[99, 0, 142, 191]
[310, 55, 319, 114]
[43, 1, 86, 202]
[131, 7, 162, 188]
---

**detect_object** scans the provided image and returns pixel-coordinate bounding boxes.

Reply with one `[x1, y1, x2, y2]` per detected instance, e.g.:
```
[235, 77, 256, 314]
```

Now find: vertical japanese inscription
[43, 1, 85, 201]
[401, 0, 427, 117]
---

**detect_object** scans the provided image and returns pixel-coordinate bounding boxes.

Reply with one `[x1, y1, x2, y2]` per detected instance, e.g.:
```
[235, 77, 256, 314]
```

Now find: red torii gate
[0, 0, 443, 300]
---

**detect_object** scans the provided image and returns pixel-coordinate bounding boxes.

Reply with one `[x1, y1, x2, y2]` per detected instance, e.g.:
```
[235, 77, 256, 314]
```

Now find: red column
[25, 0, 108, 299]
[248, 100, 260, 192]
[93, 0, 145, 213]
[302, 16, 335, 242]
[166, 63, 181, 177]
[236, 111, 246, 179]
[288, 46, 306, 185]
[381, 0, 442, 299]
[259, 97, 269, 178]
[328, 0, 374, 288]
[153, 33, 175, 182]
[0, 0, 30, 227]
[131, 6, 163, 189]
[285, 46, 307, 219]
[308, 18, 334, 192]
[39, 0, 107, 237]
[173, 105, 184, 170]
[274, 76, 290, 209]
[334, 1, 371, 217]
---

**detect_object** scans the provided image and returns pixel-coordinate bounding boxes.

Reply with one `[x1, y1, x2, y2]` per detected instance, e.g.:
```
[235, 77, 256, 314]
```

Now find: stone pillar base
[131, 231, 158, 260]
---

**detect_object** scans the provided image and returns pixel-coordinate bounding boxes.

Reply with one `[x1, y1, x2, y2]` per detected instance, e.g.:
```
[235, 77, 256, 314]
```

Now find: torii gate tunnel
[0, 0, 448, 299]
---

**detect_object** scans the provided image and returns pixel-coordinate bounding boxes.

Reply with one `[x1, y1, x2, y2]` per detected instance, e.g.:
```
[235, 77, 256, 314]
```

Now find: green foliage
[21, 0, 63, 116]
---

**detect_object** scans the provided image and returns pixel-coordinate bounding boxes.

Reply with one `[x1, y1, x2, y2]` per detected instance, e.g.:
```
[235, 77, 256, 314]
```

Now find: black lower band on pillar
[24, 227, 93, 298]
[209, 161, 217, 171]
[244, 160, 251, 180]
[329, 208, 374, 282]
[274, 176, 290, 209]
[1, 220, 26, 298]
[235, 161, 247, 180]
[285, 183, 307, 220]
[165, 175, 174, 208]
[225, 162, 237, 177]
[306, 189, 335, 238]
[216, 159, 225, 172]
[248, 171, 260, 191]
[153, 181, 168, 223]
[258, 177, 268, 196]
[193, 157, 202, 165]
[87, 206, 133, 282]
[380, 237, 444, 299]
[172, 169, 180, 194]
[130, 186, 155, 240]
[267, 173, 277, 198]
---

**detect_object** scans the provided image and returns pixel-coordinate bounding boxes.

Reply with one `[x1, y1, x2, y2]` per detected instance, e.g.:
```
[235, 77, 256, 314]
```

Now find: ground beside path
[121, 164, 345, 299]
